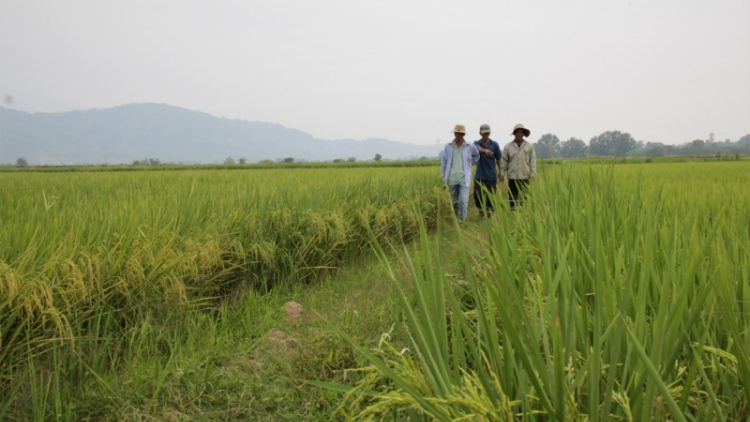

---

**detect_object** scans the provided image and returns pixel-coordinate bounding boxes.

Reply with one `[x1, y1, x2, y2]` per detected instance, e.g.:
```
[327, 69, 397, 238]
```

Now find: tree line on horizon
[10, 132, 750, 167]
[534, 131, 750, 159]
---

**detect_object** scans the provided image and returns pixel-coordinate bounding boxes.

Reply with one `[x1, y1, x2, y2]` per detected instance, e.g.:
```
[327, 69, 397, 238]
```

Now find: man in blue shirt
[441, 124, 480, 221]
[473, 124, 502, 217]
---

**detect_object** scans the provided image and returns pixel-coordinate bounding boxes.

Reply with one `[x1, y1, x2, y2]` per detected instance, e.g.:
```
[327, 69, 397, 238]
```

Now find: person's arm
[476, 142, 493, 156]
[470, 145, 480, 164]
[495, 144, 502, 179]
[529, 146, 537, 180]
[441, 146, 448, 184]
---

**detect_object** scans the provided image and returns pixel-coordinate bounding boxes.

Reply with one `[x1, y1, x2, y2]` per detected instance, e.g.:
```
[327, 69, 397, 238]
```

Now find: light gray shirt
[501, 140, 537, 179]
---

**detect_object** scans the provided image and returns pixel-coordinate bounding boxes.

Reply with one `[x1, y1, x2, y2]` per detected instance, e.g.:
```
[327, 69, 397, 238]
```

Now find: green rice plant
[0, 167, 452, 412]
[323, 162, 750, 421]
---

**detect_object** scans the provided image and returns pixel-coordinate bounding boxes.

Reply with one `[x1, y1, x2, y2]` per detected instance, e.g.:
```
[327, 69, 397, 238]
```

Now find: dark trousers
[473, 179, 498, 214]
[508, 179, 529, 209]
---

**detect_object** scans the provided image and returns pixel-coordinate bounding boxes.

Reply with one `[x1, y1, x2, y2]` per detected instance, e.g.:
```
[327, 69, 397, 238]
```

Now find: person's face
[514, 130, 525, 141]
[481, 132, 490, 141]
[455, 132, 465, 141]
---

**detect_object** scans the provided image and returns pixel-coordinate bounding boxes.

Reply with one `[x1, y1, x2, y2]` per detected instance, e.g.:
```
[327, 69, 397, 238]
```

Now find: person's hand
[483, 149, 493, 157]
[530, 174, 536, 181]
[498, 174, 505, 183]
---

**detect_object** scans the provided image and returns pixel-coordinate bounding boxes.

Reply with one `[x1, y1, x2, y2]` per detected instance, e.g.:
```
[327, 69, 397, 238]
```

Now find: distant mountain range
[0, 103, 442, 165]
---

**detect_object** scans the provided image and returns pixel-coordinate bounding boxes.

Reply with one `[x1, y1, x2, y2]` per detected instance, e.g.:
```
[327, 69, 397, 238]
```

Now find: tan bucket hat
[452, 124, 467, 134]
[510, 124, 530, 137]
[479, 124, 491, 134]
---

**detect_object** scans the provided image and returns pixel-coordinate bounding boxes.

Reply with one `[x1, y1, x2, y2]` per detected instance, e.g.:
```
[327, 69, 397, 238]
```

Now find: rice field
[0, 167, 449, 388]
[327, 161, 750, 421]
[1, 161, 749, 420]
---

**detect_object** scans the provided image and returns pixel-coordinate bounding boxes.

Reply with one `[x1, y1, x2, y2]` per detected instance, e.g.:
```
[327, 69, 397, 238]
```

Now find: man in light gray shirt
[441, 124, 480, 221]
[500, 124, 537, 209]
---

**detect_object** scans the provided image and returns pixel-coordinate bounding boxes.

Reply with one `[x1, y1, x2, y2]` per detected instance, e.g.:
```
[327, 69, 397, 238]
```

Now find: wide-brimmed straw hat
[452, 124, 467, 134]
[510, 124, 530, 137]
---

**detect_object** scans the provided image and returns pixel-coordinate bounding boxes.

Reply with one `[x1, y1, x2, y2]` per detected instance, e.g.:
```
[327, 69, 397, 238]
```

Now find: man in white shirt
[441, 124, 480, 221]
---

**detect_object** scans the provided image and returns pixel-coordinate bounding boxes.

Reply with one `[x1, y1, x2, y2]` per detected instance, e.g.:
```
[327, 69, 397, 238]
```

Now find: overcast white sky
[1, 0, 748, 145]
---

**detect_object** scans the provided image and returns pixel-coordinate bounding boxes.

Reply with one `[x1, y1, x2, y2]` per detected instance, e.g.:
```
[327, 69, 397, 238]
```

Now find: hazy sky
[1, 0, 748, 145]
